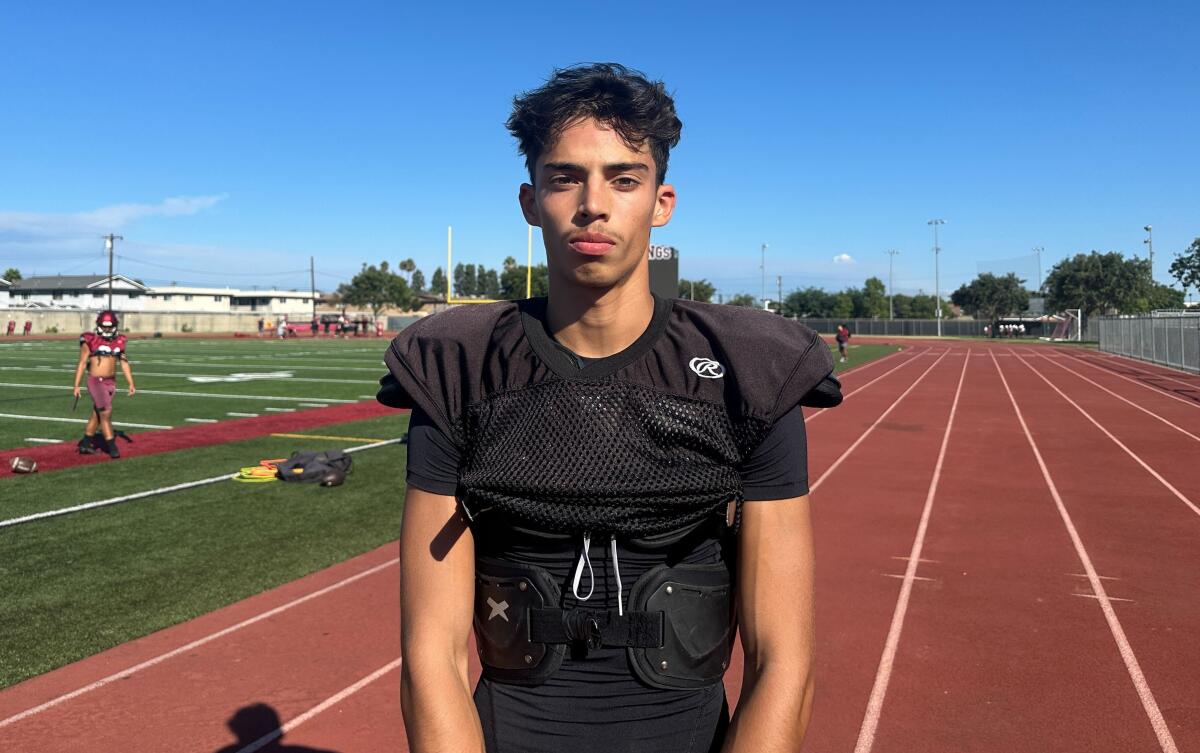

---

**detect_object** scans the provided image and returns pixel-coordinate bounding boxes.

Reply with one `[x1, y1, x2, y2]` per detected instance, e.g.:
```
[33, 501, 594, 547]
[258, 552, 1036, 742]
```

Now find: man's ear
[518, 183, 541, 227]
[652, 183, 676, 228]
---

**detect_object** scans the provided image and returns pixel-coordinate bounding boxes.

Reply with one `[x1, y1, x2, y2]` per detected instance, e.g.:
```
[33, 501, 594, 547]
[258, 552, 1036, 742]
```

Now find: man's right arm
[399, 487, 484, 753]
[73, 343, 89, 396]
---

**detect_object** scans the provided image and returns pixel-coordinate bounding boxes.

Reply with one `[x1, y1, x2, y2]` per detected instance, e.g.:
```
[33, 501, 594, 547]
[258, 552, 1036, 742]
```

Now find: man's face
[519, 117, 675, 291]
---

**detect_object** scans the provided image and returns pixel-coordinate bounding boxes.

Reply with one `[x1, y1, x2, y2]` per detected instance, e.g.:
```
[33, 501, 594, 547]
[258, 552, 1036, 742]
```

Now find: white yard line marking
[807, 348, 931, 424]
[5, 354, 386, 373]
[0, 382, 356, 403]
[0, 365, 377, 385]
[185, 418, 219, 423]
[232, 658, 403, 753]
[0, 558, 399, 729]
[1027, 351, 1200, 444]
[264, 407, 295, 413]
[1054, 350, 1200, 410]
[0, 413, 171, 430]
[297, 403, 329, 408]
[991, 350, 1179, 753]
[810, 350, 952, 492]
[23, 437, 62, 444]
[1010, 351, 1200, 519]
[853, 350, 969, 753]
[225, 412, 259, 417]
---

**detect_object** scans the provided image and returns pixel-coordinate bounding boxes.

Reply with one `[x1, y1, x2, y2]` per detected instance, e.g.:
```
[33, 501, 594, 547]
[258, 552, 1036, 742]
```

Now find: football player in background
[73, 310, 136, 458]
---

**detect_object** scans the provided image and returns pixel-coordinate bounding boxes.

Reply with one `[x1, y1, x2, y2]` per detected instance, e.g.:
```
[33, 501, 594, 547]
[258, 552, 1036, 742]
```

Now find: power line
[115, 254, 309, 277]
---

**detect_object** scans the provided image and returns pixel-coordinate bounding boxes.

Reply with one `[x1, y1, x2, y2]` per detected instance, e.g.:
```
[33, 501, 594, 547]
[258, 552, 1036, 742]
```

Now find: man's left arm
[722, 494, 816, 752]
[120, 357, 136, 396]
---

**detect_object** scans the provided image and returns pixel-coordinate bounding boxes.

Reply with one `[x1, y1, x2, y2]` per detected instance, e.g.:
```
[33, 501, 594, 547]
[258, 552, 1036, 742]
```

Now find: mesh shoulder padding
[460, 379, 769, 537]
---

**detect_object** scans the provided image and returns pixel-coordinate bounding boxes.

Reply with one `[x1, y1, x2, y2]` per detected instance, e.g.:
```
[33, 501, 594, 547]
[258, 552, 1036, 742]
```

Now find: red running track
[2, 340, 1198, 752]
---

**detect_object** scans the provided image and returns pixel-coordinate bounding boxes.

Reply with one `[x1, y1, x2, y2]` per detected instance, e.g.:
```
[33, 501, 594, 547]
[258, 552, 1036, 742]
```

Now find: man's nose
[577, 178, 610, 221]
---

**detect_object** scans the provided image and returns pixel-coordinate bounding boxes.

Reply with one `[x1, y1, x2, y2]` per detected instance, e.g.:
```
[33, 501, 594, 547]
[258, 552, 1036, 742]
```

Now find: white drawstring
[572, 532, 595, 601]
[611, 536, 624, 616]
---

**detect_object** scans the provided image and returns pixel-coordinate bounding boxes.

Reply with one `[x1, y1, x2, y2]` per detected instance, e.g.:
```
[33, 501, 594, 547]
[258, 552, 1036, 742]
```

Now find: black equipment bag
[275, 450, 353, 482]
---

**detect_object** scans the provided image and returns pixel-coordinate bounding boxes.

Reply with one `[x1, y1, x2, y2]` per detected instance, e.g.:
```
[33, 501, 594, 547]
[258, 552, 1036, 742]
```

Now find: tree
[950, 273, 1030, 327]
[858, 277, 889, 318]
[1044, 251, 1154, 318]
[453, 263, 466, 298]
[481, 268, 501, 299]
[830, 292, 854, 319]
[1169, 237, 1200, 300]
[337, 261, 411, 317]
[1144, 282, 1185, 311]
[430, 267, 447, 299]
[411, 269, 426, 294]
[678, 278, 716, 302]
[782, 287, 835, 317]
[398, 258, 416, 283]
[726, 293, 757, 307]
[3, 268, 20, 283]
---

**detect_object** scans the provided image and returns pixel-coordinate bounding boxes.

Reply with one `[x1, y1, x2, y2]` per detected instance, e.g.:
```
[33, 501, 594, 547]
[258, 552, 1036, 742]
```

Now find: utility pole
[777, 275, 783, 314]
[760, 243, 768, 306]
[927, 220, 945, 336]
[1033, 246, 1043, 291]
[1144, 225, 1153, 280]
[689, 280, 695, 301]
[886, 250, 900, 319]
[310, 256, 317, 323]
[103, 234, 123, 311]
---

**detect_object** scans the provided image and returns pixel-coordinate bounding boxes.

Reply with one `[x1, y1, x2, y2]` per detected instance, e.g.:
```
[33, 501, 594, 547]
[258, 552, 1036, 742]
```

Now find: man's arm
[722, 495, 816, 753]
[120, 358, 136, 396]
[400, 487, 485, 753]
[72, 344, 89, 397]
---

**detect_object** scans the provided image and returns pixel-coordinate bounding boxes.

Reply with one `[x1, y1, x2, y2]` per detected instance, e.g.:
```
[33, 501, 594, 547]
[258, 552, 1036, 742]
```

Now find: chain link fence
[795, 318, 991, 337]
[1097, 315, 1200, 374]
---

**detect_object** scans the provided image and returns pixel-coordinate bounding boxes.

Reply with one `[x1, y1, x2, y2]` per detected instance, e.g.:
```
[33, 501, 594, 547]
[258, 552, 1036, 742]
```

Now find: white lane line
[297, 403, 329, 408]
[1054, 350, 1200, 410]
[807, 348, 931, 424]
[0, 382, 356, 403]
[0, 558, 399, 729]
[1010, 351, 1200, 519]
[991, 351, 1180, 753]
[264, 407, 295, 413]
[810, 350, 952, 493]
[226, 412, 259, 418]
[232, 658, 403, 753]
[0, 413, 172, 430]
[1087, 351, 1200, 389]
[185, 418, 219, 424]
[0, 438, 404, 531]
[23, 437, 63, 444]
[853, 350, 969, 753]
[1026, 351, 1200, 444]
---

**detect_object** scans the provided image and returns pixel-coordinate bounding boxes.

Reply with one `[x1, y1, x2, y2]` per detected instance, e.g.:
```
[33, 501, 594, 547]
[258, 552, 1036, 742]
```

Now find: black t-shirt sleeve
[405, 406, 462, 496]
[738, 404, 809, 500]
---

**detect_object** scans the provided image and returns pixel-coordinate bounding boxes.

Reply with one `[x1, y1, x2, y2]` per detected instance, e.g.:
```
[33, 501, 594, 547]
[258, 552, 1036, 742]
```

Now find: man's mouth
[569, 232, 616, 256]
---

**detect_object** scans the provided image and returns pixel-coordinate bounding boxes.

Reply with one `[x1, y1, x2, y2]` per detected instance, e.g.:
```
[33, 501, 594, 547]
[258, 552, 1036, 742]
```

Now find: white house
[0, 277, 10, 304]
[5, 276, 321, 316]
[6, 274, 150, 310]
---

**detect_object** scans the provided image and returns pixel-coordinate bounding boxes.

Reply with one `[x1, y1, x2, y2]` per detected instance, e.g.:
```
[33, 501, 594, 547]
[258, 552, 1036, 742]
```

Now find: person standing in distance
[73, 310, 135, 458]
[379, 63, 841, 753]
[836, 323, 851, 363]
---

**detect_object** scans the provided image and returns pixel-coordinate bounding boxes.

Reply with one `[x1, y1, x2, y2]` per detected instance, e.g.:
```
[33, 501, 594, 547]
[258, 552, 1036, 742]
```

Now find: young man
[73, 310, 136, 458]
[836, 323, 851, 363]
[379, 63, 841, 753]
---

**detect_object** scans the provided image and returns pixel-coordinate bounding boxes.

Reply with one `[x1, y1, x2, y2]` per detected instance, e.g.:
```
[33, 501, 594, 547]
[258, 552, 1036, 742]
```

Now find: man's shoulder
[403, 300, 519, 340]
[671, 299, 825, 347]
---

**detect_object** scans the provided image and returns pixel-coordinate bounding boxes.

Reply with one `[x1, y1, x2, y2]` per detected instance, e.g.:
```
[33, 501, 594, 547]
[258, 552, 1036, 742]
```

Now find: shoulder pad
[673, 301, 842, 418]
[378, 302, 519, 446]
[113, 335, 127, 352]
[80, 332, 97, 348]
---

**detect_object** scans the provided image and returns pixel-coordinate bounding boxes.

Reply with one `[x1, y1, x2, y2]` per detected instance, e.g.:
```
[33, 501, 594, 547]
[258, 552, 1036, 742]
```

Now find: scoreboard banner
[648, 244, 679, 300]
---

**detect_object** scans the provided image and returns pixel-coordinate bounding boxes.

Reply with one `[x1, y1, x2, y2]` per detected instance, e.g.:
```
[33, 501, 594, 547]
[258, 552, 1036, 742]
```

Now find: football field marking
[0, 412, 171, 430]
[231, 658, 403, 753]
[22, 437, 62, 444]
[991, 351, 1180, 753]
[1010, 351, 1200, 518]
[0, 558, 400, 729]
[853, 350, 969, 753]
[0, 381, 356, 403]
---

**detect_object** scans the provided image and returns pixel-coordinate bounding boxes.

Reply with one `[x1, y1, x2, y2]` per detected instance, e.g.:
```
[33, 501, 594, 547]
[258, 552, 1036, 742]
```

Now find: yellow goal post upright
[445, 225, 535, 305]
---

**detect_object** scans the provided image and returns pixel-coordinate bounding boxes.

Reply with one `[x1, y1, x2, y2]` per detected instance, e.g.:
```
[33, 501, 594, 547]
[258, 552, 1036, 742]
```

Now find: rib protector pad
[627, 563, 735, 690]
[473, 558, 565, 686]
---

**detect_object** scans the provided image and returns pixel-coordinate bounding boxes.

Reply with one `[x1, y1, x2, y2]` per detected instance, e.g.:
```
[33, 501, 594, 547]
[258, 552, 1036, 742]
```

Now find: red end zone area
[2, 341, 1199, 752]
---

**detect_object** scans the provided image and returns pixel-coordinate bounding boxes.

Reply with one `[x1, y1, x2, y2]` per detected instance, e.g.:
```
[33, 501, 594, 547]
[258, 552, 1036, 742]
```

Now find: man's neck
[545, 279, 655, 359]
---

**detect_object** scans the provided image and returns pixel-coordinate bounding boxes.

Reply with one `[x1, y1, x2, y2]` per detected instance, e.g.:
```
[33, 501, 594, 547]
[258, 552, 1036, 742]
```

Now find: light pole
[927, 219, 945, 336]
[103, 234, 123, 311]
[1033, 246, 1043, 292]
[760, 243, 768, 306]
[886, 250, 900, 319]
[1144, 225, 1153, 280]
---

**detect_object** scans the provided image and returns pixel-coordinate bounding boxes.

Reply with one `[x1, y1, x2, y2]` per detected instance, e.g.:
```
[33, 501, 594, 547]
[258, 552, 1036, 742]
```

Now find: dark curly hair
[507, 63, 683, 186]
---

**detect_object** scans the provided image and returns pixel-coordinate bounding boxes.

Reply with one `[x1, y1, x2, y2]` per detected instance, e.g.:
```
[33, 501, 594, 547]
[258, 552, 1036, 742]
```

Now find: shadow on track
[212, 703, 341, 753]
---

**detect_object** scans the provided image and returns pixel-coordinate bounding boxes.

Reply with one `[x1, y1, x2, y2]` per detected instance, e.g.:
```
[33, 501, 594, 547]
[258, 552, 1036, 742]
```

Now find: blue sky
[1, 1, 1196, 301]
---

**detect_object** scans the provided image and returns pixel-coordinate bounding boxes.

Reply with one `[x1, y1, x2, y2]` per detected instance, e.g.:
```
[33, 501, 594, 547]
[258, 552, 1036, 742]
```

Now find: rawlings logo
[689, 357, 725, 379]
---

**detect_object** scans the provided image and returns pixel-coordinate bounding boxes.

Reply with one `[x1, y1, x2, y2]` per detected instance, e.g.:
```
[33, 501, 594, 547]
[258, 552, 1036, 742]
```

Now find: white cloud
[0, 194, 228, 244]
[833, 253, 855, 264]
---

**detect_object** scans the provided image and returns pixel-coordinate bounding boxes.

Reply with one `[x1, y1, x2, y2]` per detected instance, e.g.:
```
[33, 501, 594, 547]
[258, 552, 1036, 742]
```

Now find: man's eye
[549, 175, 578, 186]
[613, 177, 639, 188]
